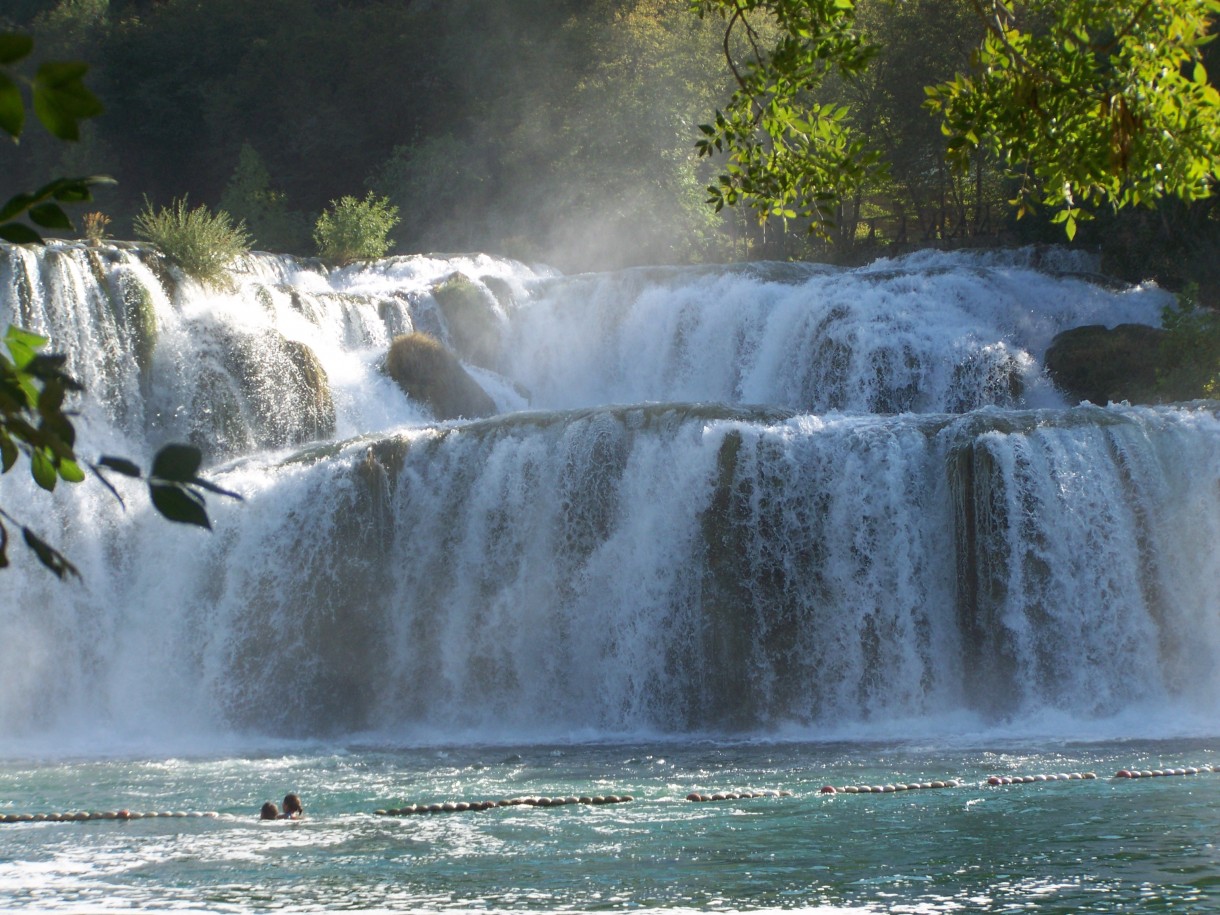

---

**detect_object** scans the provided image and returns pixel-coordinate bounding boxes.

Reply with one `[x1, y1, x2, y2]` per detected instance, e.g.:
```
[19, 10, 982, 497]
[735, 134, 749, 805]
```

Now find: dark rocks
[384, 332, 496, 421]
[1044, 323, 1165, 404]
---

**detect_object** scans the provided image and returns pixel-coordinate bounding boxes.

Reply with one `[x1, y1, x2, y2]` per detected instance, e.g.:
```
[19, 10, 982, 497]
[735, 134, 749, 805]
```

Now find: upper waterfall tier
[0, 243, 1170, 465]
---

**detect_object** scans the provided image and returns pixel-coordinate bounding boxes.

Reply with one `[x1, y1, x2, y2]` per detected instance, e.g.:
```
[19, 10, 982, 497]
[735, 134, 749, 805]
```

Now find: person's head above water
[282, 793, 303, 818]
[260, 802, 279, 820]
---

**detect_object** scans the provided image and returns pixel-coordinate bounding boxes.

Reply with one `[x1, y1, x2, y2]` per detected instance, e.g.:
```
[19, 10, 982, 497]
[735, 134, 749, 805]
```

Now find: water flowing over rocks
[3, 241, 1218, 741]
[431, 272, 508, 370]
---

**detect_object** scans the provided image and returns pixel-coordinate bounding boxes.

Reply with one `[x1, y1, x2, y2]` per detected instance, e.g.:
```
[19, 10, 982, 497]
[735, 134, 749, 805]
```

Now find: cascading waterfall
[2, 240, 1217, 747]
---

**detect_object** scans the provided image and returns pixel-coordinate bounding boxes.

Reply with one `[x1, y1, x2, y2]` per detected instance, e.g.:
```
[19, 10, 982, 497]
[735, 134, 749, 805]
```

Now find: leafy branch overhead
[693, 0, 1220, 239]
[98, 444, 242, 532]
[0, 33, 240, 578]
[0, 326, 242, 578]
[0, 31, 113, 243]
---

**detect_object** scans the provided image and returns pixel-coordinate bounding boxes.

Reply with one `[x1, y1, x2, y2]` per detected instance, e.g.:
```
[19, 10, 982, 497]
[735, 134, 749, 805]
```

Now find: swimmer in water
[260, 801, 279, 820]
[281, 793, 303, 819]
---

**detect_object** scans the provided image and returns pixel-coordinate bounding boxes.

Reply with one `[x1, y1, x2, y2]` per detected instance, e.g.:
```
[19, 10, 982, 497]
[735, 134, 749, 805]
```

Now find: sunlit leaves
[695, 0, 1220, 236]
[133, 196, 252, 286]
[926, 0, 1220, 225]
[313, 192, 399, 264]
[692, 0, 882, 237]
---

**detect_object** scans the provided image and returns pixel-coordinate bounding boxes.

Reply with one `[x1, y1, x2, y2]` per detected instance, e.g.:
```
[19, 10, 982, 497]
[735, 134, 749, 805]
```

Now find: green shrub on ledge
[313, 192, 399, 265]
[133, 196, 252, 287]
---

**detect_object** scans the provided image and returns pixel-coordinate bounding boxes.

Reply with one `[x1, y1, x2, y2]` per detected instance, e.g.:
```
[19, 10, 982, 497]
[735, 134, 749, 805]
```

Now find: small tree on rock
[313, 192, 399, 265]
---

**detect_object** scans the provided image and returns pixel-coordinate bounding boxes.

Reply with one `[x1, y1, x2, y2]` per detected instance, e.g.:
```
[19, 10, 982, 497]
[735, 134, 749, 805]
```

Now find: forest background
[4, 0, 1219, 298]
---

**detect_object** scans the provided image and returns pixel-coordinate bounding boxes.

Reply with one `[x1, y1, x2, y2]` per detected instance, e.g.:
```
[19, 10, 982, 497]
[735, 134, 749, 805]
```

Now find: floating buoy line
[2, 766, 1215, 824]
[1113, 766, 1212, 779]
[686, 790, 792, 802]
[817, 780, 966, 794]
[375, 794, 634, 816]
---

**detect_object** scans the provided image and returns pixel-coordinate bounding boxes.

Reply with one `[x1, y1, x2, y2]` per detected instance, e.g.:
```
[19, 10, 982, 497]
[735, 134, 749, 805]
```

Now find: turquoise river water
[2, 738, 1218, 913]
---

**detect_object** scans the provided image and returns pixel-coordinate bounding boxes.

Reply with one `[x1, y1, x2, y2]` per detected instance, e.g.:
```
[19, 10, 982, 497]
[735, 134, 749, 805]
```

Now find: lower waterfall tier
[4, 402, 1217, 743]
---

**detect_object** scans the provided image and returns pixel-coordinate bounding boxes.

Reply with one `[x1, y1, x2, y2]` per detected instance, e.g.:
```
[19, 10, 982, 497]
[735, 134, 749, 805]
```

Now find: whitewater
[0, 242, 1217, 913]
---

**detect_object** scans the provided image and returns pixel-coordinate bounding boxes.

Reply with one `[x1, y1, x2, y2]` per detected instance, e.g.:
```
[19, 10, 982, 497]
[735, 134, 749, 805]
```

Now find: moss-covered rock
[431, 272, 503, 370]
[383, 332, 496, 420]
[115, 271, 158, 385]
[1044, 323, 1165, 404]
[134, 247, 180, 300]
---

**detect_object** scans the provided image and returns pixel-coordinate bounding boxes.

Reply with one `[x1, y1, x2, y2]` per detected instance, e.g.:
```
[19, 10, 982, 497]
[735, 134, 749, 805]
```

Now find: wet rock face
[178, 326, 336, 459]
[1044, 323, 1165, 405]
[383, 332, 497, 420]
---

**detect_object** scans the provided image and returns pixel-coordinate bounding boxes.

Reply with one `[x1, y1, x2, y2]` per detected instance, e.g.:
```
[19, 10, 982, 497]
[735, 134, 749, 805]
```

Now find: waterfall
[2, 241, 1216, 745]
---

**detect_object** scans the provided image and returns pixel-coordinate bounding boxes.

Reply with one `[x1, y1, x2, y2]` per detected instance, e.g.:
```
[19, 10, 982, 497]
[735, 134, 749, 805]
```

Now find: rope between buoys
[0, 810, 219, 823]
[4, 765, 1213, 823]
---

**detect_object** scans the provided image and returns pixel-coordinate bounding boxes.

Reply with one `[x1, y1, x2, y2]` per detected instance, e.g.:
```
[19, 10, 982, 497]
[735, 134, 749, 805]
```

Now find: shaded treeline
[5, 0, 1219, 285]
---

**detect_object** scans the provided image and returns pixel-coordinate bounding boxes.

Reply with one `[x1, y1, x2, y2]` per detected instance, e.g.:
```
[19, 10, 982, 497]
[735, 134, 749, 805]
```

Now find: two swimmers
[259, 793, 304, 820]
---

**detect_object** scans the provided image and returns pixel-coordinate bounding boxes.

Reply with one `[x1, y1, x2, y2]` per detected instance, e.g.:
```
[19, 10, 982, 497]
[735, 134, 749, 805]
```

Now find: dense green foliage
[4, 0, 740, 269]
[133, 196, 252, 286]
[928, 0, 1220, 240]
[313, 192, 399, 265]
[218, 143, 309, 254]
[1158, 285, 1220, 398]
[694, 0, 1220, 242]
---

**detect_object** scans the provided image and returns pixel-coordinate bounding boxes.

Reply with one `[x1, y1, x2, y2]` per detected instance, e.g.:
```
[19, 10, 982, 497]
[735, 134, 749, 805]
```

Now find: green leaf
[0, 34, 33, 66]
[22, 527, 79, 580]
[0, 222, 44, 245]
[0, 74, 24, 138]
[28, 203, 73, 231]
[97, 455, 141, 478]
[4, 325, 48, 355]
[45, 174, 114, 203]
[31, 61, 103, 142]
[1, 435, 16, 472]
[0, 191, 36, 222]
[150, 482, 211, 529]
[57, 458, 85, 483]
[30, 448, 57, 491]
[150, 443, 203, 483]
